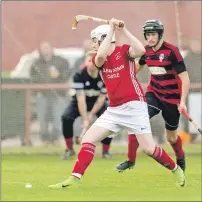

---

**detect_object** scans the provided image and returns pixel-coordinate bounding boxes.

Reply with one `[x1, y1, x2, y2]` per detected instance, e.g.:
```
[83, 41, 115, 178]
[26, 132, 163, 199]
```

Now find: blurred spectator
[183, 39, 201, 83]
[11, 52, 39, 78]
[30, 41, 71, 145]
[11, 47, 83, 79]
[72, 39, 93, 73]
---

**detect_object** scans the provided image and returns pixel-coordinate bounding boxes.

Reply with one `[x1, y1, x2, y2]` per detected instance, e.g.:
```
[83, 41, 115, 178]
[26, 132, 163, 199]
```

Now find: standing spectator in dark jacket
[30, 41, 71, 145]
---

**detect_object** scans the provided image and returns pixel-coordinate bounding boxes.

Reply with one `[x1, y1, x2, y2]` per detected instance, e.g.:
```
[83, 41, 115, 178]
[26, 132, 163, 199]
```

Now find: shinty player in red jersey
[116, 20, 190, 173]
[49, 18, 185, 189]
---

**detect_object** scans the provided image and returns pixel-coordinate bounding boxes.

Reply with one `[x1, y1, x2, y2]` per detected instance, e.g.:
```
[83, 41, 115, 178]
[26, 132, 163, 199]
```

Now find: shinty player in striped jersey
[49, 18, 185, 189]
[116, 20, 190, 173]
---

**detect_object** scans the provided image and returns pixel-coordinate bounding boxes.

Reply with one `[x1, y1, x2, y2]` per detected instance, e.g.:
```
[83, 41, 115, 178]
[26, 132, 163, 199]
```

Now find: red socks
[128, 134, 184, 163]
[70, 135, 181, 179]
[128, 134, 139, 163]
[102, 144, 110, 152]
[72, 143, 96, 179]
[170, 136, 185, 159]
[150, 146, 177, 170]
[65, 138, 73, 150]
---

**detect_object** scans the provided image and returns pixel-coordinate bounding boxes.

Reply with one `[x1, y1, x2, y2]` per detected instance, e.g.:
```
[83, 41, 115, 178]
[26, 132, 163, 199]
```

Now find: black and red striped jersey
[139, 41, 187, 104]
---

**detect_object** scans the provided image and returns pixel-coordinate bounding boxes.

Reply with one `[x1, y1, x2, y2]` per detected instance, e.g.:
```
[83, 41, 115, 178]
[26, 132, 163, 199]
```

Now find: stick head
[72, 15, 89, 30]
[72, 17, 78, 30]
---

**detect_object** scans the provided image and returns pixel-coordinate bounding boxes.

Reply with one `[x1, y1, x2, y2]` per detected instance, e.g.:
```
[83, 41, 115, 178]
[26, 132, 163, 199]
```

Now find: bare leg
[136, 133, 177, 170]
[72, 125, 113, 179]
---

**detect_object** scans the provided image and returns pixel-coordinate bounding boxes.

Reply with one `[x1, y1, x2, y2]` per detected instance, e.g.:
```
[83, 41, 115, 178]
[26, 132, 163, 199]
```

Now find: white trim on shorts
[165, 121, 179, 128]
[148, 104, 161, 111]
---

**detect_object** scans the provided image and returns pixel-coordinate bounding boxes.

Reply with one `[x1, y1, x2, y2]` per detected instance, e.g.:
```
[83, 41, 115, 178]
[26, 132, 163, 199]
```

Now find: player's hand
[83, 119, 90, 130]
[108, 18, 117, 30]
[88, 113, 95, 124]
[108, 18, 124, 30]
[50, 67, 60, 78]
[177, 102, 187, 114]
[52, 70, 60, 78]
[115, 20, 125, 31]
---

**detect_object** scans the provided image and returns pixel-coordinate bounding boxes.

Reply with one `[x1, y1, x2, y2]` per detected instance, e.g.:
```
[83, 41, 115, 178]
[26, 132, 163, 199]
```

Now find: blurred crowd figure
[30, 41, 71, 145]
[73, 39, 93, 73]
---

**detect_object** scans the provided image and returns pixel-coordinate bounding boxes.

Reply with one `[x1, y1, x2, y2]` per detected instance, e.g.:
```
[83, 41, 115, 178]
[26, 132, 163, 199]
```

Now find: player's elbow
[130, 46, 145, 59]
[95, 55, 105, 68]
[179, 71, 190, 87]
[187, 76, 190, 88]
[137, 46, 146, 56]
[96, 52, 107, 60]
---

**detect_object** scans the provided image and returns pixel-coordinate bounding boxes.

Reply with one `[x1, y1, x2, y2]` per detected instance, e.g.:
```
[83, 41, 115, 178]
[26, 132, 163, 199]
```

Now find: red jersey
[139, 41, 186, 104]
[92, 44, 145, 107]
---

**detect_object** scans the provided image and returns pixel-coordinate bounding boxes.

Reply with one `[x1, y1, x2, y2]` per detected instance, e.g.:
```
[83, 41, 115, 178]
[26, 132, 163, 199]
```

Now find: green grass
[2, 143, 202, 155]
[2, 144, 202, 201]
[1, 71, 11, 78]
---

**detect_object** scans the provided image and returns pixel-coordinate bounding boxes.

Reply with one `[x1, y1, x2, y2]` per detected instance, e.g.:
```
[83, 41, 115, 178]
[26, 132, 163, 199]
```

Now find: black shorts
[146, 92, 180, 131]
[62, 100, 107, 121]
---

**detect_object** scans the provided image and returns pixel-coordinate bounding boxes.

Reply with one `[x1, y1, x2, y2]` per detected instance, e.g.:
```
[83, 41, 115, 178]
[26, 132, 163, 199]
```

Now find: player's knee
[165, 129, 178, 144]
[141, 144, 155, 155]
[61, 113, 73, 124]
[62, 118, 74, 129]
[142, 147, 154, 156]
[137, 132, 155, 155]
[81, 130, 95, 145]
[61, 113, 67, 122]
[165, 123, 178, 131]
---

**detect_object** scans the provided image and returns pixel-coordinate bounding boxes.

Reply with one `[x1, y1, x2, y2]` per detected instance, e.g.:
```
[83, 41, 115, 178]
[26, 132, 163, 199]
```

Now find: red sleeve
[170, 47, 184, 63]
[121, 44, 130, 54]
[170, 49, 186, 74]
[121, 44, 135, 60]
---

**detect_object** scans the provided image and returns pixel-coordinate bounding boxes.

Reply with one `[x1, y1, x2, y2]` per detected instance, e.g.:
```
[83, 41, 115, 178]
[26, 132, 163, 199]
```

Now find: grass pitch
[2, 144, 201, 201]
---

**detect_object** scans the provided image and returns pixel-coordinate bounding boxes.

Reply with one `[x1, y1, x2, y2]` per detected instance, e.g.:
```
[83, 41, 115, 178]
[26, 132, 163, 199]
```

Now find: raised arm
[94, 19, 119, 67]
[95, 29, 114, 67]
[121, 27, 145, 59]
